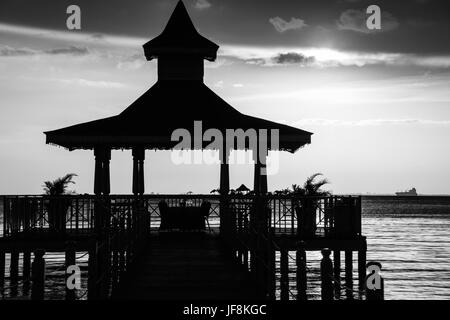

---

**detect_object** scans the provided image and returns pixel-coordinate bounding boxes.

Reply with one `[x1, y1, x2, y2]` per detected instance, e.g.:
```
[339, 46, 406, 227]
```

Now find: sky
[0, 0, 450, 195]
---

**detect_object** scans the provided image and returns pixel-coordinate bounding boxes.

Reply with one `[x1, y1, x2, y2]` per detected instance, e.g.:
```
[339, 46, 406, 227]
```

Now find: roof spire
[143, 0, 219, 62]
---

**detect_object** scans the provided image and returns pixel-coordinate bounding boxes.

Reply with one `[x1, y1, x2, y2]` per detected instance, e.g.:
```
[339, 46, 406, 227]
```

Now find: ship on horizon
[396, 188, 418, 196]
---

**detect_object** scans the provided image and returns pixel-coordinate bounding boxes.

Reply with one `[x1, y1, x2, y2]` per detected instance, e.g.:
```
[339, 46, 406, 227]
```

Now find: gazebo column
[219, 148, 230, 236]
[132, 148, 145, 196]
[92, 146, 111, 297]
[93, 147, 111, 232]
[252, 148, 269, 295]
[94, 147, 111, 196]
[253, 161, 268, 196]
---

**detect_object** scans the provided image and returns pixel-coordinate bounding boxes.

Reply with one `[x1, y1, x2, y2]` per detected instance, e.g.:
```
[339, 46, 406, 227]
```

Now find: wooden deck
[113, 232, 263, 300]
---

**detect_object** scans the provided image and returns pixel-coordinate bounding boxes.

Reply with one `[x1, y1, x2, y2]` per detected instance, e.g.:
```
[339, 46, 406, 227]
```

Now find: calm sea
[1, 196, 449, 300]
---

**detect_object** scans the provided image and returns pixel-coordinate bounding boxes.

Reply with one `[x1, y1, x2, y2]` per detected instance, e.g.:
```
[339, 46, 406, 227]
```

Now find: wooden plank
[114, 233, 262, 300]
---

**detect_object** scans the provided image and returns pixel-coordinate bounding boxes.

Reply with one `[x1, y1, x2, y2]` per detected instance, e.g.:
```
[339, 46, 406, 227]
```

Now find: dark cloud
[44, 46, 90, 55]
[0, 46, 35, 56]
[272, 52, 315, 65]
[0, 0, 450, 54]
[337, 9, 399, 33]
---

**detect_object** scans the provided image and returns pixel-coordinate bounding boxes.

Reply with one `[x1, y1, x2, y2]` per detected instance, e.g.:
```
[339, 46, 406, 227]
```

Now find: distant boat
[396, 188, 418, 196]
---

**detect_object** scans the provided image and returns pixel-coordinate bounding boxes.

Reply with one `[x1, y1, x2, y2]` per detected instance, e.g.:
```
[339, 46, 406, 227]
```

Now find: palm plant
[293, 173, 331, 238]
[300, 173, 331, 197]
[43, 173, 77, 232]
[43, 173, 77, 195]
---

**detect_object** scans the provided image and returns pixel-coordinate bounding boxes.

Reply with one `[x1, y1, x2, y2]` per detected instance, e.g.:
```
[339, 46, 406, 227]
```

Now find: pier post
[0, 250, 5, 289]
[65, 241, 77, 300]
[243, 250, 249, 271]
[280, 246, 289, 301]
[345, 250, 353, 299]
[320, 249, 333, 300]
[219, 147, 230, 236]
[267, 239, 276, 299]
[296, 241, 307, 300]
[23, 250, 31, 294]
[358, 249, 367, 290]
[333, 250, 341, 298]
[10, 250, 19, 296]
[88, 242, 99, 300]
[111, 219, 120, 293]
[31, 249, 45, 300]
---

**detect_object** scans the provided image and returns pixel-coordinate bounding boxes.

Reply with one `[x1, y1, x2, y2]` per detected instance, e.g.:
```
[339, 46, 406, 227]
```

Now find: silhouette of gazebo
[45, 1, 312, 198]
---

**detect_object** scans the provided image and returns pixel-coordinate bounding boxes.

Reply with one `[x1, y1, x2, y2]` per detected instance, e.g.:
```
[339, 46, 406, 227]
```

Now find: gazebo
[44, 0, 312, 200]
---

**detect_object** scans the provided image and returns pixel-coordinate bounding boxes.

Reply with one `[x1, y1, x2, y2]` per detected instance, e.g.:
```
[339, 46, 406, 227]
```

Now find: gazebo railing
[1, 194, 361, 239]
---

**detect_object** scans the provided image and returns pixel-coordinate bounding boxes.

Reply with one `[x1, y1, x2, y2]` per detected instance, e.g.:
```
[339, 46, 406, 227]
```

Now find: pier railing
[1, 194, 361, 239]
[0, 194, 363, 300]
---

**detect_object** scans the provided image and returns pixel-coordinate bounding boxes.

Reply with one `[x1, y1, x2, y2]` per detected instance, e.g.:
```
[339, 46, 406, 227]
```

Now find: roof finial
[143, 0, 219, 62]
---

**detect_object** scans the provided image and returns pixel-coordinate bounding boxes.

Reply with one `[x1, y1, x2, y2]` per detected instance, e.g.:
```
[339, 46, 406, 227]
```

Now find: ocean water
[1, 196, 449, 300]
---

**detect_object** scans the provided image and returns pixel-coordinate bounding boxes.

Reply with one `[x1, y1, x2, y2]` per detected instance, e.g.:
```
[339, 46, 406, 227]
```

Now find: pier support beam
[23, 251, 31, 294]
[31, 249, 45, 300]
[358, 249, 367, 290]
[345, 250, 353, 299]
[320, 249, 333, 300]
[10, 251, 19, 296]
[333, 250, 341, 298]
[0, 250, 5, 292]
[88, 243, 99, 300]
[280, 247, 289, 301]
[65, 241, 77, 300]
[296, 241, 307, 300]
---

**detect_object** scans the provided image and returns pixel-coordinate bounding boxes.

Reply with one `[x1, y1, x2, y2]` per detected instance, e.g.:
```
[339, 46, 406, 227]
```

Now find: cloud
[272, 52, 315, 66]
[269, 17, 308, 33]
[44, 46, 89, 56]
[219, 45, 450, 69]
[193, 0, 212, 10]
[291, 119, 450, 127]
[52, 78, 126, 89]
[0, 23, 145, 48]
[0, 46, 35, 57]
[116, 53, 146, 70]
[0, 45, 90, 57]
[337, 9, 399, 33]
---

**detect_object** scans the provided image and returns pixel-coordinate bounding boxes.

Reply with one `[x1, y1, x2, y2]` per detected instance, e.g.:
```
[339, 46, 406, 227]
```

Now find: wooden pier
[0, 194, 368, 300]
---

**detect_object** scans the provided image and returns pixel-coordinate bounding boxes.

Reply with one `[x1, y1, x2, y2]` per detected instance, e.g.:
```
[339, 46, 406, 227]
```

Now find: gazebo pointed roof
[44, 1, 312, 153]
[143, 0, 219, 61]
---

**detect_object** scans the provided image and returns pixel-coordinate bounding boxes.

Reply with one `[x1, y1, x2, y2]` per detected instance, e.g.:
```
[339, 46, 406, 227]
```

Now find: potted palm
[43, 173, 77, 232]
[292, 173, 331, 238]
